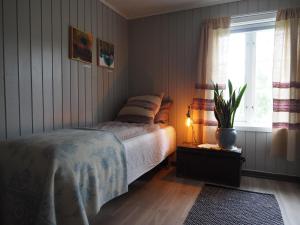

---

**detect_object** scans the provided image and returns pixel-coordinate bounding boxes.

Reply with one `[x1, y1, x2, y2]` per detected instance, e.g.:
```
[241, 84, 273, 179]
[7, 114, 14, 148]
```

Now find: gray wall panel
[18, 0, 33, 136]
[0, 0, 128, 137]
[91, 0, 98, 126]
[70, 0, 79, 128]
[0, 0, 6, 139]
[3, 0, 20, 138]
[97, 1, 104, 123]
[61, 0, 71, 128]
[31, 0, 44, 133]
[42, 0, 54, 131]
[52, 0, 63, 129]
[77, 0, 86, 127]
[84, 0, 92, 127]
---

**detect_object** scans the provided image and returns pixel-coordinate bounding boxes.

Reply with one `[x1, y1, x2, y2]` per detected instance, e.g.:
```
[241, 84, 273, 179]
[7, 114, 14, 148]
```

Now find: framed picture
[97, 39, 114, 69]
[69, 26, 93, 64]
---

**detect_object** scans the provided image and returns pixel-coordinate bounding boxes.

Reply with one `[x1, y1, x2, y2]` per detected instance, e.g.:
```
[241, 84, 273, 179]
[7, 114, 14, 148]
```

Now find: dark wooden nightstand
[176, 144, 244, 187]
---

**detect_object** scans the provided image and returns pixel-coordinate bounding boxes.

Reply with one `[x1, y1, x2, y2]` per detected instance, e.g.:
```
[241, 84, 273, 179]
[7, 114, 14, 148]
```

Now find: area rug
[184, 184, 284, 225]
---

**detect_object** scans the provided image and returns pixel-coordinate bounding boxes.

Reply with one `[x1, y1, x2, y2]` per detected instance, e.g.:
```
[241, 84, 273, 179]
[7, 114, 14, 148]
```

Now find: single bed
[94, 121, 176, 184]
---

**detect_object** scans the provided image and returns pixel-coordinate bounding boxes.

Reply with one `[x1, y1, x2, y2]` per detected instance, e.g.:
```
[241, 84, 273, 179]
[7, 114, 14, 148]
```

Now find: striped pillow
[116, 94, 164, 124]
[154, 98, 173, 124]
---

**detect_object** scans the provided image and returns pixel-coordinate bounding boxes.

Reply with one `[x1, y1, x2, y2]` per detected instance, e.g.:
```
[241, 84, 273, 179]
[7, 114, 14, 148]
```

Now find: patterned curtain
[192, 17, 231, 144]
[272, 8, 300, 161]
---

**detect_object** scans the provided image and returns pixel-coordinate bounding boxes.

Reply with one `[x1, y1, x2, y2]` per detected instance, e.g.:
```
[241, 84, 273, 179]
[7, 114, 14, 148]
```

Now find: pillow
[116, 93, 164, 124]
[154, 97, 173, 124]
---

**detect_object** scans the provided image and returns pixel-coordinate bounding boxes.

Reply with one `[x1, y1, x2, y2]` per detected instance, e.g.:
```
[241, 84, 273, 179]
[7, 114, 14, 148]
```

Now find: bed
[0, 122, 176, 225]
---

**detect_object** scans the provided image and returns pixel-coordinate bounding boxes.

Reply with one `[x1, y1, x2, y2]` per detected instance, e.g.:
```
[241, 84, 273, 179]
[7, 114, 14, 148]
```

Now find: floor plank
[94, 167, 300, 225]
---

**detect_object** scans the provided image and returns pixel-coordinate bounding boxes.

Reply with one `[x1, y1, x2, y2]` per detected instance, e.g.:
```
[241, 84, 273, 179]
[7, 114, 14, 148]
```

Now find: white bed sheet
[94, 122, 176, 184]
[123, 125, 176, 184]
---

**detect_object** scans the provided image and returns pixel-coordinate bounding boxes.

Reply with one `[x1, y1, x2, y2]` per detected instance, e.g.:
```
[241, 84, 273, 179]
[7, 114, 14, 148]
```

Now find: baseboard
[242, 170, 300, 183]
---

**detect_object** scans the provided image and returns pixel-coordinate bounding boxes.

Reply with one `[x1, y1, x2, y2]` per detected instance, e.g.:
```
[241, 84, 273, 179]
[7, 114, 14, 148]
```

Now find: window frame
[229, 12, 276, 132]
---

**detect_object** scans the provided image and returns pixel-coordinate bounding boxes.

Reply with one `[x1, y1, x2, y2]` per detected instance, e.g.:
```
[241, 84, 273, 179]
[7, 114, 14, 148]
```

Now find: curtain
[272, 8, 300, 161]
[191, 17, 231, 144]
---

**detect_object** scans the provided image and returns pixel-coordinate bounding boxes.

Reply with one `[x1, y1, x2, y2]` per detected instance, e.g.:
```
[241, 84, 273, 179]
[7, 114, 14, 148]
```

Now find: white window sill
[234, 122, 272, 133]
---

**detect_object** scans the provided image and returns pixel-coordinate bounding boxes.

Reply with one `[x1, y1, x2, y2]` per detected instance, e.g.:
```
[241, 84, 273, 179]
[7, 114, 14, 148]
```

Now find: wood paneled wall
[128, 0, 300, 177]
[0, 0, 128, 140]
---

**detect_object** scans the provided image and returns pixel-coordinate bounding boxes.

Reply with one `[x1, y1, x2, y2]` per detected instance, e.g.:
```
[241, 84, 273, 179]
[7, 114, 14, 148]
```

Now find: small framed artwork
[97, 39, 114, 69]
[69, 26, 93, 64]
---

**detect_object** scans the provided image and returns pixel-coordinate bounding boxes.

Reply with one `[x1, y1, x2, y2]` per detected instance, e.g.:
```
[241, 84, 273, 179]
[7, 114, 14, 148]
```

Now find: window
[228, 13, 275, 128]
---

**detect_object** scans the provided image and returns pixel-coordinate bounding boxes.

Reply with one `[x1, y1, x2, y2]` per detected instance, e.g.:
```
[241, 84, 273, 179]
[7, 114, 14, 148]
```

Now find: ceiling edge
[100, 0, 241, 20]
[99, 0, 129, 19]
[127, 0, 241, 19]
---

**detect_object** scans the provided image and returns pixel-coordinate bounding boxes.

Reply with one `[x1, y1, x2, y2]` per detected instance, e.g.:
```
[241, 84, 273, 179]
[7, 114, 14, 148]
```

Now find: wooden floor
[94, 167, 300, 225]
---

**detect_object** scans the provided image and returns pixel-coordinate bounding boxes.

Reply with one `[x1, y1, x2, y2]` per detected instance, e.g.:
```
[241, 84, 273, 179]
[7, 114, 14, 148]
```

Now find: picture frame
[69, 26, 93, 64]
[97, 39, 114, 69]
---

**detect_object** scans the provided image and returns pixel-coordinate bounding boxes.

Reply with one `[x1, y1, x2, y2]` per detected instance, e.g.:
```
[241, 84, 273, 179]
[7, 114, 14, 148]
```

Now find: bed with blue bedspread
[0, 129, 127, 225]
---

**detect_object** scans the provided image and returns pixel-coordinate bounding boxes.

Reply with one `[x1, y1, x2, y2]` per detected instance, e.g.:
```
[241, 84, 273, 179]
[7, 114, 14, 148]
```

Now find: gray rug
[184, 185, 284, 225]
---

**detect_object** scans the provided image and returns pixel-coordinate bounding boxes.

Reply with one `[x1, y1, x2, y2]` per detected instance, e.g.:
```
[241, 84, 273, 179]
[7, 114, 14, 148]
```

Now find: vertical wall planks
[70, 0, 79, 128]
[17, 0, 32, 136]
[97, 0, 104, 123]
[227, 2, 238, 16]
[0, 0, 128, 140]
[237, 0, 248, 15]
[114, 14, 120, 113]
[61, 0, 71, 128]
[115, 13, 122, 116]
[110, 11, 117, 119]
[151, 15, 160, 94]
[236, 131, 246, 168]
[161, 15, 169, 96]
[124, 17, 128, 99]
[0, 0, 6, 139]
[52, 0, 62, 129]
[258, 0, 271, 12]
[107, 9, 114, 120]
[128, 18, 138, 96]
[84, 0, 92, 127]
[42, 0, 53, 131]
[168, 14, 177, 132]
[245, 132, 256, 170]
[255, 132, 267, 171]
[247, 0, 259, 14]
[115, 14, 123, 114]
[265, 133, 276, 173]
[122, 15, 128, 106]
[120, 15, 128, 102]
[77, 0, 85, 127]
[102, 5, 109, 121]
[91, 0, 98, 126]
[291, 0, 300, 8]
[31, 0, 44, 133]
[3, 0, 20, 138]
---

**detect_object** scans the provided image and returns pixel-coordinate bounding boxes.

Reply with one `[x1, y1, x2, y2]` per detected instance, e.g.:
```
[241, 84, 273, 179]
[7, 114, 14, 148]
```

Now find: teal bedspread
[0, 129, 127, 225]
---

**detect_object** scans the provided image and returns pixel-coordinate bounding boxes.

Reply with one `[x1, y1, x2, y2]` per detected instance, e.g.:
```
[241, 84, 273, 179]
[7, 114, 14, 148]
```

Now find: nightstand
[176, 144, 244, 187]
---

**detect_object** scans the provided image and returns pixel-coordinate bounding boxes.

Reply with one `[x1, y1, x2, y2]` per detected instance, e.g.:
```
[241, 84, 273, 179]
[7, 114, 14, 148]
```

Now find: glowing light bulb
[186, 117, 192, 127]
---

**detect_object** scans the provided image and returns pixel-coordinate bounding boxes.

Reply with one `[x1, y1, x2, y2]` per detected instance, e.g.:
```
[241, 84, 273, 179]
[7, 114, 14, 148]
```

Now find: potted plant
[213, 80, 247, 150]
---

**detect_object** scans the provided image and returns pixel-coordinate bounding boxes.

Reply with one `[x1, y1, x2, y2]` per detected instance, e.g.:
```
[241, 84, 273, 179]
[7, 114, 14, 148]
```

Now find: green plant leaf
[234, 84, 247, 111]
[228, 80, 233, 98]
